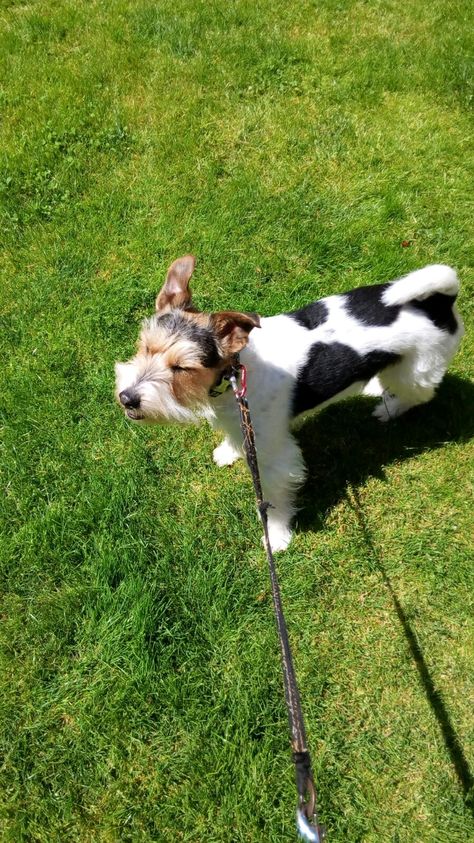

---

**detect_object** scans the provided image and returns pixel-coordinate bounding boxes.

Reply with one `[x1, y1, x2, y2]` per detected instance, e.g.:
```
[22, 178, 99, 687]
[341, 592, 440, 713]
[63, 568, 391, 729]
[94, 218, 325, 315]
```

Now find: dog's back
[246, 265, 463, 420]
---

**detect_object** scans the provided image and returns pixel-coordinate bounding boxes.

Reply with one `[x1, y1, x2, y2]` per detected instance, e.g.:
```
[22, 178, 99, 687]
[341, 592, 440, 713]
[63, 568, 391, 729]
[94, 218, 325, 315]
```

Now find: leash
[228, 359, 325, 842]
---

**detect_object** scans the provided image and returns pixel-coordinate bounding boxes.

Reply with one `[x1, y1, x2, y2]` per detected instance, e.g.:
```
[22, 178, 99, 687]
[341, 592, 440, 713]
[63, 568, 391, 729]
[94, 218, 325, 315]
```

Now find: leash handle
[230, 361, 325, 842]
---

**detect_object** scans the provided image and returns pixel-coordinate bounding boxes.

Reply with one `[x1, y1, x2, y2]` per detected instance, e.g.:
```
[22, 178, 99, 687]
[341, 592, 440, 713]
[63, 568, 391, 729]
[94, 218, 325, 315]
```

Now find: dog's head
[115, 255, 260, 423]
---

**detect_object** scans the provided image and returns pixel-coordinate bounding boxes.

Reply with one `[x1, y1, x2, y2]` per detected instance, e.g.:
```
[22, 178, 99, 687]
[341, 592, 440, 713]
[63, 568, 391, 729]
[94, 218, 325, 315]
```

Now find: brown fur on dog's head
[115, 256, 260, 423]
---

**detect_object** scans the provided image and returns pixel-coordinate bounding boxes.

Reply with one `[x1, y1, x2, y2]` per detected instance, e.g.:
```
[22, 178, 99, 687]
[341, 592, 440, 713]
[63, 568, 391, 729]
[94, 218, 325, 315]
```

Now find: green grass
[1, 0, 473, 840]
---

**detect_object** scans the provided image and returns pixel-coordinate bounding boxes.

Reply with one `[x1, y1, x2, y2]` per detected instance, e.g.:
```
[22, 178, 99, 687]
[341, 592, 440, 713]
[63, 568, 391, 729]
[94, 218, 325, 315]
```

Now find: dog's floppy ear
[210, 311, 261, 355]
[156, 255, 196, 311]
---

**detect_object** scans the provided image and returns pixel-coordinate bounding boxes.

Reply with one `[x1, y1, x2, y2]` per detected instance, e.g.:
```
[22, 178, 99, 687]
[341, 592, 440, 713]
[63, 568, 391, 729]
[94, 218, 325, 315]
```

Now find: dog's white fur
[116, 262, 463, 552]
[207, 267, 462, 549]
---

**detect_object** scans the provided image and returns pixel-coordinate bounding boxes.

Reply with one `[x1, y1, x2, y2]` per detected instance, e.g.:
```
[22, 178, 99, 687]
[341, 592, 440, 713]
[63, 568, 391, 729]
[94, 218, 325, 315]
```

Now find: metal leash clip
[296, 805, 326, 843]
[296, 777, 326, 842]
[230, 362, 247, 398]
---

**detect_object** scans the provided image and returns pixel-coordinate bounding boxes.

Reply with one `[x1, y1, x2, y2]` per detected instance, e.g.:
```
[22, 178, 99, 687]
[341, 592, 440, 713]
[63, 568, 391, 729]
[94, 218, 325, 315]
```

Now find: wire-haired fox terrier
[115, 256, 463, 551]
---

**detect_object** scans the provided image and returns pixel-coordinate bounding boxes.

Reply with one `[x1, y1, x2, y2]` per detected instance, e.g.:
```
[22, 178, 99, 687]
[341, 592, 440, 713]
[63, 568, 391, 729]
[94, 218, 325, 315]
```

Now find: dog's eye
[171, 365, 189, 372]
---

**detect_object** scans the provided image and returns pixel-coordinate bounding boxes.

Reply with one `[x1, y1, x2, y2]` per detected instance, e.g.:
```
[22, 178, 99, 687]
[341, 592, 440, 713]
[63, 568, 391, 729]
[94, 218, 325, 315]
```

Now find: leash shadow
[294, 373, 474, 812]
[348, 487, 474, 814]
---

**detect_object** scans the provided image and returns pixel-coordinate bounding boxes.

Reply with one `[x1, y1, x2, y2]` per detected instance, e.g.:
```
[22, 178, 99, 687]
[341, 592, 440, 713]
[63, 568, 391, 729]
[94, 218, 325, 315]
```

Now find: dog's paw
[372, 393, 402, 423]
[264, 523, 292, 553]
[213, 439, 241, 467]
[372, 401, 392, 423]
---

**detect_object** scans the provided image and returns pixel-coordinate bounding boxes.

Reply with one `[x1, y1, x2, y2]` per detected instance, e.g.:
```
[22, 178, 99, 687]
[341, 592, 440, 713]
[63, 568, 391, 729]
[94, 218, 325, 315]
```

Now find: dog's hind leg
[372, 387, 435, 422]
[373, 293, 463, 422]
[372, 353, 442, 422]
[363, 376, 384, 397]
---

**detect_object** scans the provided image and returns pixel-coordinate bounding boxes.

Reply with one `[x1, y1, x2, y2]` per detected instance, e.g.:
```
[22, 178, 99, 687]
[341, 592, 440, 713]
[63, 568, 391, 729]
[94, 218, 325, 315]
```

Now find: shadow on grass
[295, 373, 474, 812]
[349, 487, 474, 814]
[295, 374, 474, 533]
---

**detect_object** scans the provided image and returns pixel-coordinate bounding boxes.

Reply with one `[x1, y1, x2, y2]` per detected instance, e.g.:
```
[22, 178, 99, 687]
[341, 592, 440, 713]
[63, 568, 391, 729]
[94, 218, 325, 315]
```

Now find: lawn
[0, 0, 473, 840]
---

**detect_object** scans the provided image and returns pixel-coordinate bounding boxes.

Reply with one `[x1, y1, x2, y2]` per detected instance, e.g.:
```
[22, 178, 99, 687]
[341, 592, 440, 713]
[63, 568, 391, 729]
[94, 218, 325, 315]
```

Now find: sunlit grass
[1, 1, 473, 840]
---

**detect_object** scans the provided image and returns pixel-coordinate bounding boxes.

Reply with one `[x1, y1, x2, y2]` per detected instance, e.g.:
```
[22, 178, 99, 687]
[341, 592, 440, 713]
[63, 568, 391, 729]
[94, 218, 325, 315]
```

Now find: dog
[115, 256, 463, 551]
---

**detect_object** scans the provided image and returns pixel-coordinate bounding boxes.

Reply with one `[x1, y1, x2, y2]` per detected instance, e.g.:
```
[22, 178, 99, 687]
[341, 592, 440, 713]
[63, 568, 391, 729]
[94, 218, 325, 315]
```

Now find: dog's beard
[135, 380, 201, 424]
[115, 361, 208, 425]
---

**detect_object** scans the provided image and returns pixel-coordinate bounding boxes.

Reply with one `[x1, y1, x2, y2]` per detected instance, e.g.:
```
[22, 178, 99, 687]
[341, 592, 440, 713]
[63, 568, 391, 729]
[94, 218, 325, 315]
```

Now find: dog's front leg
[213, 435, 243, 467]
[209, 407, 243, 467]
[258, 435, 306, 552]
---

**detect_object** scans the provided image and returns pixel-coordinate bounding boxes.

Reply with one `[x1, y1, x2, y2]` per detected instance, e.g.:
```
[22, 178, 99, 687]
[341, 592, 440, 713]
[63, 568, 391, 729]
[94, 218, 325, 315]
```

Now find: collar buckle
[209, 375, 232, 398]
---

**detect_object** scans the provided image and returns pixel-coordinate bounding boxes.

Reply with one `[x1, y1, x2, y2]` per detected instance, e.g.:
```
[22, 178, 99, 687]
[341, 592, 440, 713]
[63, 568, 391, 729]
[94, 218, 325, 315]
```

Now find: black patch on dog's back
[288, 300, 329, 329]
[291, 342, 400, 417]
[410, 294, 458, 335]
[343, 283, 401, 326]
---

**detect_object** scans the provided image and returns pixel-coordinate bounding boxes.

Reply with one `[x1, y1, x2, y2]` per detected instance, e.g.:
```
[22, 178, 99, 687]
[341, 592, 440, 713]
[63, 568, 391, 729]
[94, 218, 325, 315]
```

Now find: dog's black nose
[119, 390, 141, 409]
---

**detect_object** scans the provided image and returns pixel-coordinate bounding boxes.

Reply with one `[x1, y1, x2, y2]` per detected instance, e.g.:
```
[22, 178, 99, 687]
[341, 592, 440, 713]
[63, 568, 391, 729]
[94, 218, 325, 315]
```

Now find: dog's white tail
[382, 264, 459, 307]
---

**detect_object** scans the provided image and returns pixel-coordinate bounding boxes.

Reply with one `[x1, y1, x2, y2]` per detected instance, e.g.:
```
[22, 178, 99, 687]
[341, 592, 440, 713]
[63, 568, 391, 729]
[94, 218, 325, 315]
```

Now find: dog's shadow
[294, 373, 474, 533]
[294, 373, 474, 811]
